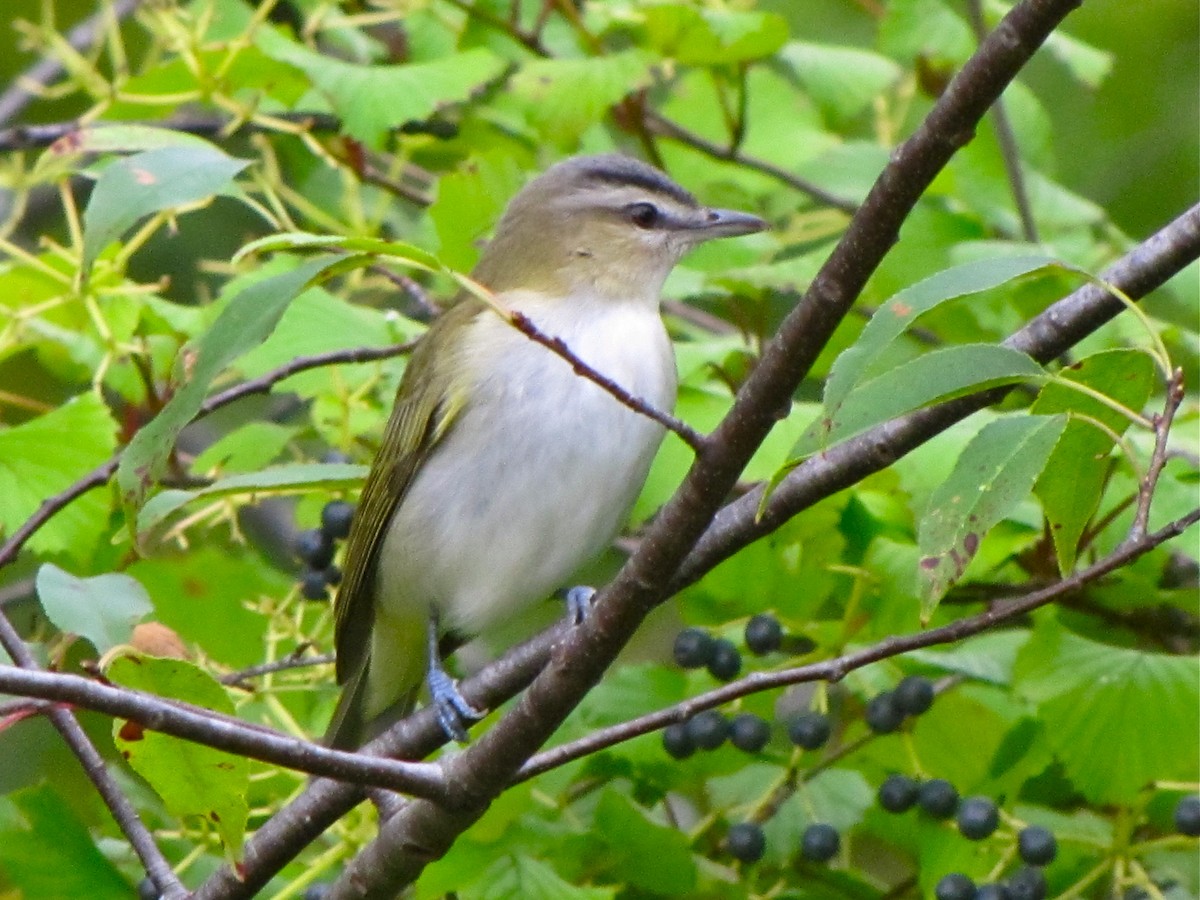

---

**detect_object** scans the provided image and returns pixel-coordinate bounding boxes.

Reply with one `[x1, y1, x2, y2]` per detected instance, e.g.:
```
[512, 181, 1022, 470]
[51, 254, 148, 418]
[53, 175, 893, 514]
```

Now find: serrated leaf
[594, 790, 695, 894]
[138, 462, 367, 534]
[1032, 349, 1156, 573]
[34, 564, 152, 654]
[643, 6, 788, 65]
[117, 255, 337, 511]
[82, 146, 250, 272]
[1014, 623, 1200, 804]
[0, 393, 117, 561]
[473, 855, 615, 900]
[779, 42, 902, 121]
[0, 784, 133, 899]
[796, 344, 1046, 455]
[513, 51, 652, 139]
[258, 31, 505, 148]
[107, 654, 249, 854]
[918, 414, 1067, 611]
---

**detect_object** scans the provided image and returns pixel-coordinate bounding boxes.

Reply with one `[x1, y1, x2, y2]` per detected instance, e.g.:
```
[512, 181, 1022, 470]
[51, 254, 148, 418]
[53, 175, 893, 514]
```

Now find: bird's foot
[556, 585, 596, 625]
[427, 663, 484, 744]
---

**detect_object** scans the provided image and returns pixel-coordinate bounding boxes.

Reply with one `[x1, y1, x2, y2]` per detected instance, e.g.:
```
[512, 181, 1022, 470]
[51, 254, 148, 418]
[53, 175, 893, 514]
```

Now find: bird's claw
[557, 585, 596, 626]
[427, 665, 483, 744]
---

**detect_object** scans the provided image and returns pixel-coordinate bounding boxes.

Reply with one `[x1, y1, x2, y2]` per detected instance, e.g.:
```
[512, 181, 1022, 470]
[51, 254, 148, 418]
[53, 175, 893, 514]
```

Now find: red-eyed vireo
[326, 154, 766, 749]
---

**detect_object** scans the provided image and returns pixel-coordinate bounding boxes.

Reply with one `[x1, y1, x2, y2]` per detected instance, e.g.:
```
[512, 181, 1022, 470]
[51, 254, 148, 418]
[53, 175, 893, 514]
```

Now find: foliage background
[0, 0, 1196, 898]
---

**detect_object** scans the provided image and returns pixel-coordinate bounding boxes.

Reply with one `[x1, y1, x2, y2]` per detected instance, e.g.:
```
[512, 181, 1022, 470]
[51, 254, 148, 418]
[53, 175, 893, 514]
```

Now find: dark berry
[729, 714, 771, 752]
[320, 500, 355, 539]
[1175, 795, 1200, 836]
[957, 796, 1000, 840]
[800, 823, 839, 862]
[919, 779, 960, 819]
[686, 710, 729, 750]
[303, 886, 330, 900]
[662, 723, 695, 760]
[726, 821, 766, 863]
[787, 712, 831, 750]
[137, 878, 160, 900]
[895, 675, 935, 715]
[1017, 825, 1057, 865]
[300, 568, 329, 600]
[865, 691, 904, 733]
[295, 528, 334, 568]
[935, 873, 977, 900]
[975, 885, 1010, 900]
[878, 774, 920, 813]
[707, 638, 742, 681]
[744, 614, 783, 654]
[1007, 868, 1047, 900]
[320, 450, 351, 464]
[324, 565, 342, 586]
[672, 628, 713, 668]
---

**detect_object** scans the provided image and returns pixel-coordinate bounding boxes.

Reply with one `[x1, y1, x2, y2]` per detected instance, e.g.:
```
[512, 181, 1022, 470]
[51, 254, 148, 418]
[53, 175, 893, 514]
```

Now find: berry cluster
[295, 499, 355, 601]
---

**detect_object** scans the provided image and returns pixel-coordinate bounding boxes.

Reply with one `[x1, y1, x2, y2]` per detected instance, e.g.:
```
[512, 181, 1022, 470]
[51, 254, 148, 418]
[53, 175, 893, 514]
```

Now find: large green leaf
[779, 42, 902, 122]
[0, 393, 117, 562]
[512, 51, 653, 140]
[593, 790, 695, 895]
[918, 414, 1067, 611]
[643, 6, 788, 65]
[81, 145, 250, 272]
[0, 784, 133, 899]
[116, 255, 337, 511]
[1032, 348, 1156, 573]
[470, 855, 615, 900]
[258, 31, 506, 148]
[1014, 622, 1200, 804]
[108, 654, 250, 855]
[35, 564, 152, 654]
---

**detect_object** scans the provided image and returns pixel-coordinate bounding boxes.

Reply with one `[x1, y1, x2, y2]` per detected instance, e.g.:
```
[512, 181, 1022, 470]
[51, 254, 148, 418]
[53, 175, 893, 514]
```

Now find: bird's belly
[376, 309, 674, 637]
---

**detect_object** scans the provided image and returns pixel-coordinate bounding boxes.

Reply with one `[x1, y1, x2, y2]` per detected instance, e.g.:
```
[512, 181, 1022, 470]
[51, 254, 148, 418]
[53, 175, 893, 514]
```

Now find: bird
[325, 153, 766, 749]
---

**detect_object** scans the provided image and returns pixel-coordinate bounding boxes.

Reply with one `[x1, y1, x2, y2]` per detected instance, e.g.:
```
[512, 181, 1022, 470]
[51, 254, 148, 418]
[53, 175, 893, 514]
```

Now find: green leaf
[258, 31, 506, 148]
[905, 630, 1029, 684]
[81, 145, 250, 272]
[917, 414, 1067, 611]
[1014, 622, 1200, 804]
[1041, 24, 1114, 88]
[643, 6, 788, 65]
[0, 393, 117, 562]
[0, 784, 133, 899]
[190, 421, 297, 473]
[107, 654, 249, 854]
[594, 790, 696, 894]
[779, 42, 902, 122]
[34, 564, 152, 654]
[471, 855, 615, 900]
[512, 51, 653, 140]
[116, 255, 337, 511]
[137, 462, 367, 534]
[797, 344, 1046, 454]
[1032, 349, 1156, 573]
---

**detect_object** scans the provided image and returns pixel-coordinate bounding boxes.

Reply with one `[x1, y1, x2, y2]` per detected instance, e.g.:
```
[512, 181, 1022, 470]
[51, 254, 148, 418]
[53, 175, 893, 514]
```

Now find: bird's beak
[688, 207, 769, 240]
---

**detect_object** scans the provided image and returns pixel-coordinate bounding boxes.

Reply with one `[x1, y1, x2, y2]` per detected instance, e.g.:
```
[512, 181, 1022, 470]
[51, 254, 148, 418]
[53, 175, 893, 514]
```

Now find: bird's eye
[627, 202, 660, 229]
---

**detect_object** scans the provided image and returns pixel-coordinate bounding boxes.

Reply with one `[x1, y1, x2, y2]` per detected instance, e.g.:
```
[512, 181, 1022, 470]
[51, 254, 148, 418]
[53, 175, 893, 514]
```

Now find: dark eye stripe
[580, 159, 697, 208]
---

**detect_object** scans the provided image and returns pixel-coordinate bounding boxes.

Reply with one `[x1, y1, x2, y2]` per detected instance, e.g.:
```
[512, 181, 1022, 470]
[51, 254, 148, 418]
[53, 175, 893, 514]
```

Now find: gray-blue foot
[427, 664, 484, 744]
[557, 585, 596, 625]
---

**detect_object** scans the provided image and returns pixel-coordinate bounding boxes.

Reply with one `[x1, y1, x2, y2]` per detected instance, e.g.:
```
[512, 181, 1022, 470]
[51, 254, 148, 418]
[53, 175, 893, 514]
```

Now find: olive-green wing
[331, 302, 478, 686]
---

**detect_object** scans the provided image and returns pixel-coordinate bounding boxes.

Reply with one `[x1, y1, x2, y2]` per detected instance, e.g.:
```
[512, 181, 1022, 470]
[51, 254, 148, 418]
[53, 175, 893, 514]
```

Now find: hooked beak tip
[694, 207, 769, 239]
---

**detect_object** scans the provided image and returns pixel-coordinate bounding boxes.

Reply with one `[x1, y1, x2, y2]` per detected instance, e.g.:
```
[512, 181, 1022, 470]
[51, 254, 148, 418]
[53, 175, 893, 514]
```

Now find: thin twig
[966, 0, 1039, 242]
[220, 650, 335, 687]
[508, 310, 707, 451]
[516, 508, 1199, 781]
[1125, 367, 1186, 544]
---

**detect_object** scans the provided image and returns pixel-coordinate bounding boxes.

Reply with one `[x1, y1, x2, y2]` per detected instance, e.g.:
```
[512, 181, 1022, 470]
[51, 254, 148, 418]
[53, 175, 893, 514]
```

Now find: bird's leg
[555, 586, 596, 625]
[426, 612, 484, 743]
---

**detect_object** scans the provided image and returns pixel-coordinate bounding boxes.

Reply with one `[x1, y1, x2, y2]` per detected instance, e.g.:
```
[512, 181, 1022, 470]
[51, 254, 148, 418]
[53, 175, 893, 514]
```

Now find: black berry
[1175, 795, 1200, 836]
[726, 821, 766, 863]
[324, 565, 342, 586]
[744, 614, 783, 655]
[919, 779, 960, 819]
[1017, 825, 1057, 865]
[672, 628, 714, 668]
[957, 796, 1000, 840]
[800, 823, 839, 862]
[320, 500, 355, 539]
[686, 710, 729, 750]
[935, 873, 977, 900]
[878, 774, 920, 813]
[865, 691, 904, 733]
[300, 568, 329, 600]
[295, 528, 334, 568]
[137, 878, 160, 900]
[707, 638, 742, 681]
[787, 712, 831, 750]
[895, 675, 935, 715]
[1007, 867, 1047, 900]
[975, 884, 1010, 900]
[303, 886, 330, 900]
[662, 723, 695, 760]
[729, 713, 771, 753]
